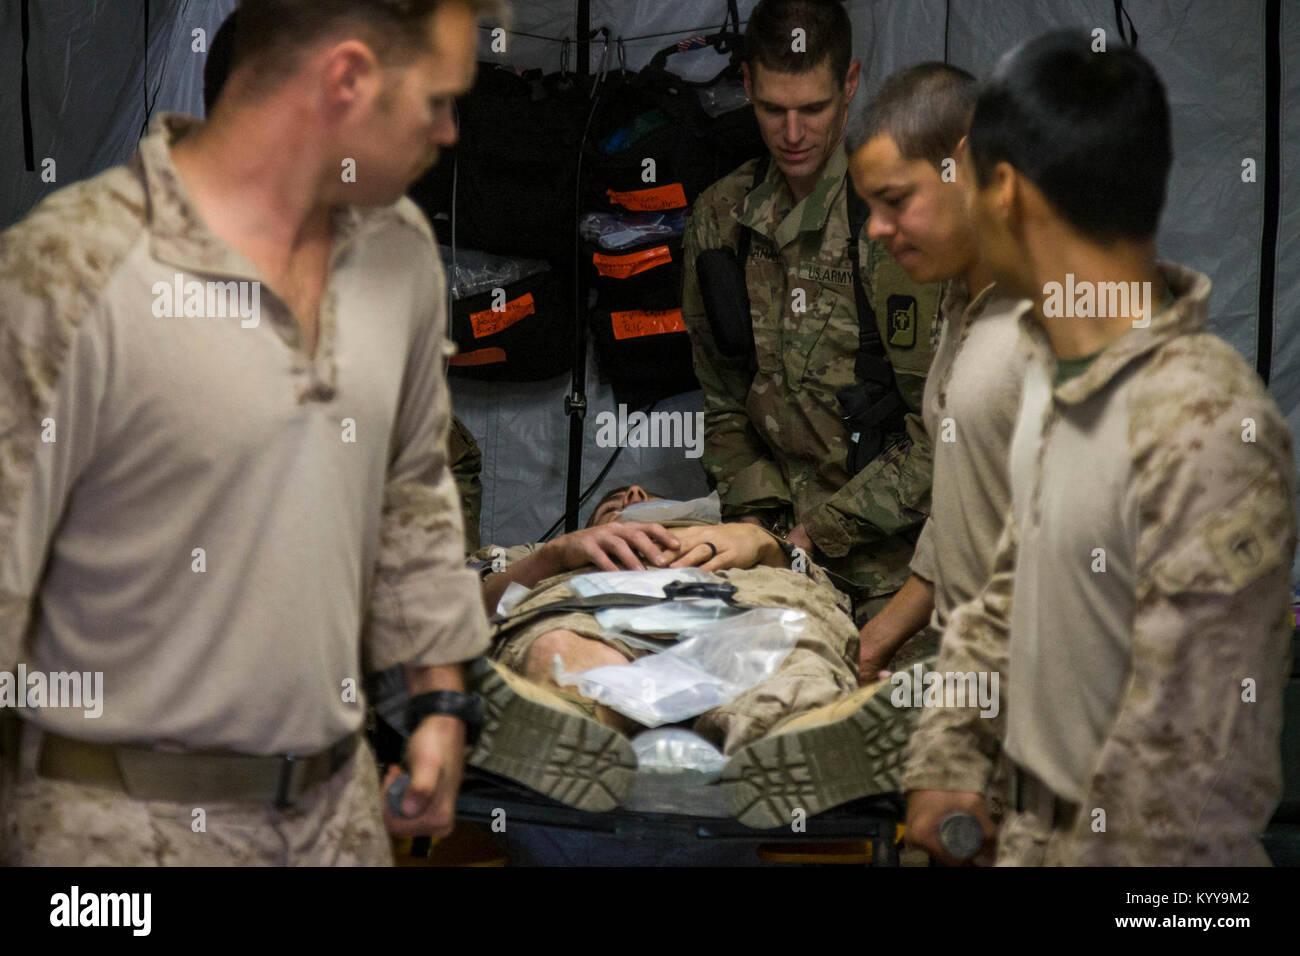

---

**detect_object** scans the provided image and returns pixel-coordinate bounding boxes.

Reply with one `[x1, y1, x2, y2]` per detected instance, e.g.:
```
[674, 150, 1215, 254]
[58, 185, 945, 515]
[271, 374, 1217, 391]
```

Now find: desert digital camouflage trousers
[0, 722, 393, 866]
[492, 564, 860, 755]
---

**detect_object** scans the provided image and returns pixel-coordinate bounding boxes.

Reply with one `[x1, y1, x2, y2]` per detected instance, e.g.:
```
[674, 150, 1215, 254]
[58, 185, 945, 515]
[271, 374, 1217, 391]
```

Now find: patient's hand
[664, 523, 786, 572]
[544, 522, 680, 573]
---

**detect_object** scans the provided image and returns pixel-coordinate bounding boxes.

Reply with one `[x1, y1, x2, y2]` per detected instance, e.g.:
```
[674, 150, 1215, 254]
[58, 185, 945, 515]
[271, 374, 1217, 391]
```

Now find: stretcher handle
[387, 772, 416, 819]
[938, 811, 984, 861]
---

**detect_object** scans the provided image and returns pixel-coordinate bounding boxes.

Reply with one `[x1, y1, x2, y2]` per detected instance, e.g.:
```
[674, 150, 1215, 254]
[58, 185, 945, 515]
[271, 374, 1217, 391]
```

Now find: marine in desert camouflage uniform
[903, 32, 1296, 866]
[0, 0, 500, 865]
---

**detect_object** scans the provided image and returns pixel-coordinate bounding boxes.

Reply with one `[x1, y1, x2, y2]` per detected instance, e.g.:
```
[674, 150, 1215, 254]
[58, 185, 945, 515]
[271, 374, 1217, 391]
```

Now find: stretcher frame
[452, 765, 905, 866]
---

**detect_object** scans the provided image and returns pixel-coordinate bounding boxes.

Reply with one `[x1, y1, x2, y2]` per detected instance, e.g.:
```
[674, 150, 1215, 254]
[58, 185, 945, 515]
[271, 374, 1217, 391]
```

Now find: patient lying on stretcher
[464, 486, 918, 825]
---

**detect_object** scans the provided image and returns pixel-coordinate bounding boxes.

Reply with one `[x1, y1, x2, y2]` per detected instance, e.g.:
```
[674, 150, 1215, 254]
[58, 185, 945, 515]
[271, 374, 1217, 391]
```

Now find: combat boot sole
[467, 660, 636, 813]
[720, 676, 918, 829]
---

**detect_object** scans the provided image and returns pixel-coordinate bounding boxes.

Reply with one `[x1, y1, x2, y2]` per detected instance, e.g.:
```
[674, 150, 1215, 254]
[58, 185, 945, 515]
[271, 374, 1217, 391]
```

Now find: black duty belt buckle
[662, 581, 739, 603]
[275, 753, 303, 810]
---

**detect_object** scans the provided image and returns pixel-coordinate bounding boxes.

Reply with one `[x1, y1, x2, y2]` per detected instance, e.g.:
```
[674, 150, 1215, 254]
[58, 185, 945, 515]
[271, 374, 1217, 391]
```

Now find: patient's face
[589, 485, 660, 526]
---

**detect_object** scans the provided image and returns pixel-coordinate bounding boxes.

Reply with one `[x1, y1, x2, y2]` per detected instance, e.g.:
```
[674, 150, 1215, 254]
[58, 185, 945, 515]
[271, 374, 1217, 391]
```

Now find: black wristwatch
[405, 690, 484, 745]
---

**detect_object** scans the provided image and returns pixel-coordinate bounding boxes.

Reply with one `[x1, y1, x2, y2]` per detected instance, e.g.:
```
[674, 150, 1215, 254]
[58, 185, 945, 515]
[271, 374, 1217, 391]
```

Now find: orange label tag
[592, 246, 673, 279]
[610, 309, 686, 340]
[470, 293, 535, 338]
[449, 346, 507, 366]
[605, 183, 687, 211]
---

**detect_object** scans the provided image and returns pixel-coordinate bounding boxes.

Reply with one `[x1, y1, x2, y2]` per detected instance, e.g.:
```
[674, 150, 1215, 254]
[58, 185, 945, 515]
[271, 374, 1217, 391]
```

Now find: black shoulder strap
[844, 176, 894, 386]
[736, 160, 893, 390]
[734, 153, 771, 266]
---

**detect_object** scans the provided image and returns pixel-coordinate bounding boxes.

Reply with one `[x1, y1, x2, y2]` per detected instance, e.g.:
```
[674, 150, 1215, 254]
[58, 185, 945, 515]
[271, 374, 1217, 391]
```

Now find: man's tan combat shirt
[903, 263, 1296, 865]
[0, 114, 489, 755]
[909, 281, 1032, 633]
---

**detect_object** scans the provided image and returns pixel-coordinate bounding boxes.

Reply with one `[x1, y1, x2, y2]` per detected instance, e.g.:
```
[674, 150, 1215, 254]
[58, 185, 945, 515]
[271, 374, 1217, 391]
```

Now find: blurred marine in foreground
[0, 0, 503, 865]
[903, 31, 1297, 866]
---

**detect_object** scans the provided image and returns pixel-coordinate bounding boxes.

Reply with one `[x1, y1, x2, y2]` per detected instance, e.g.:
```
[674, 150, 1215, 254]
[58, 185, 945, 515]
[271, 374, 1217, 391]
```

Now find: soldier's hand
[905, 789, 998, 866]
[382, 714, 466, 839]
[857, 621, 895, 685]
[664, 523, 784, 571]
[544, 522, 680, 573]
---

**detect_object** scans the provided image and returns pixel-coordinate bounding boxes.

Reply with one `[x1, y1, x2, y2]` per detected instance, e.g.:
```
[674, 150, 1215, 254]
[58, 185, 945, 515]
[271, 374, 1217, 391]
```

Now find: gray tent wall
[0, 0, 239, 228]
[457, 0, 1300, 579]
[0, 1, 1294, 580]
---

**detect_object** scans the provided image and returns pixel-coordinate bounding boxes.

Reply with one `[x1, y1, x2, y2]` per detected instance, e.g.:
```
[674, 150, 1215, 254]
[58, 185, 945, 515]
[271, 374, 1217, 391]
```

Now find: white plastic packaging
[617, 490, 722, 526]
[553, 607, 804, 727]
[632, 728, 728, 779]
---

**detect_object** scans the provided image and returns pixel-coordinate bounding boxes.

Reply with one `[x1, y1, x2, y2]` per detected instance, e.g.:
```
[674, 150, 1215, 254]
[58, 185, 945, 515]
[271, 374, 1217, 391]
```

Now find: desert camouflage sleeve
[0, 182, 136, 674]
[901, 508, 1017, 794]
[1060, 345, 1296, 865]
[680, 201, 792, 520]
[363, 258, 491, 672]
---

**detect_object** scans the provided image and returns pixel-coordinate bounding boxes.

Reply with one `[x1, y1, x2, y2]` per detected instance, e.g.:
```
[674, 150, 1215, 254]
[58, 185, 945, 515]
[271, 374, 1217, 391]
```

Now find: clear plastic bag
[578, 209, 688, 251]
[632, 728, 727, 779]
[553, 607, 805, 727]
[695, 81, 750, 118]
[568, 567, 711, 599]
[439, 245, 550, 300]
[594, 600, 740, 640]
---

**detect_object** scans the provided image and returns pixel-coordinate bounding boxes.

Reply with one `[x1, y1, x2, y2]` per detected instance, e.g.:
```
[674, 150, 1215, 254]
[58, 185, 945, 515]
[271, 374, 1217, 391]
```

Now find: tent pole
[1257, 0, 1280, 384]
[562, 0, 594, 532]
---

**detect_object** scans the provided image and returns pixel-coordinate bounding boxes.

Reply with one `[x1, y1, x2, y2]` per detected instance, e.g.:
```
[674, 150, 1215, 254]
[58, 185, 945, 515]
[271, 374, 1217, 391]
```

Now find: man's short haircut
[968, 30, 1172, 241]
[743, 0, 853, 83]
[232, 0, 503, 86]
[847, 62, 977, 168]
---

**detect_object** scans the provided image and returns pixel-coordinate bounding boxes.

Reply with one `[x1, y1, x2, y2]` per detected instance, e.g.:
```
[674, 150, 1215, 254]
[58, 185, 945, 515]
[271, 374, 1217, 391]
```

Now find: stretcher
[370, 653, 908, 866]
[450, 765, 906, 866]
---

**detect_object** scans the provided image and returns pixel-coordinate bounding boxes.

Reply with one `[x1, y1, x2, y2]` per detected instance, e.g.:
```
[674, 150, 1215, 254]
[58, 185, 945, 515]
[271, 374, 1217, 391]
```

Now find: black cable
[476, 20, 751, 48]
[479, 25, 568, 43]
[613, 19, 750, 44]
[20, 0, 34, 171]
[943, 0, 951, 63]
[539, 398, 663, 542]
[539, 444, 625, 542]
[1112, 0, 1138, 48]
[447, 100, 459, 339]
[1257, 0, 1280, 383]
[140, 0, 150, 135]
[140, 0, 189, 135]
[561, 25, 610, 534]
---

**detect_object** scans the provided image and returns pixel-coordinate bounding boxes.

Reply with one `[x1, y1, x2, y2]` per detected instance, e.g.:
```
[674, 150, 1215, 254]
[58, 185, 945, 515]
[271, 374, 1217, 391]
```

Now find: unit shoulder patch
[887, 294, 918, 349]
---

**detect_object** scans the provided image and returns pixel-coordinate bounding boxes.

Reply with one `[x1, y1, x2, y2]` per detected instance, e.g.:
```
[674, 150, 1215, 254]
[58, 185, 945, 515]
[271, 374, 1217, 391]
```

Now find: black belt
[1013, 763, 1080, 831]
[492, 580, 753, 629]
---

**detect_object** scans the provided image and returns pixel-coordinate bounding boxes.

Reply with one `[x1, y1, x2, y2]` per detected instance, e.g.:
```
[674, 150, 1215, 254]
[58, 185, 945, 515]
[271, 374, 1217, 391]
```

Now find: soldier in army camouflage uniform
[903, 32, 1296, 866]
[681, 0, 943, 626]
[449, 416, 484, 552]
[0, 0, 501, 865]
